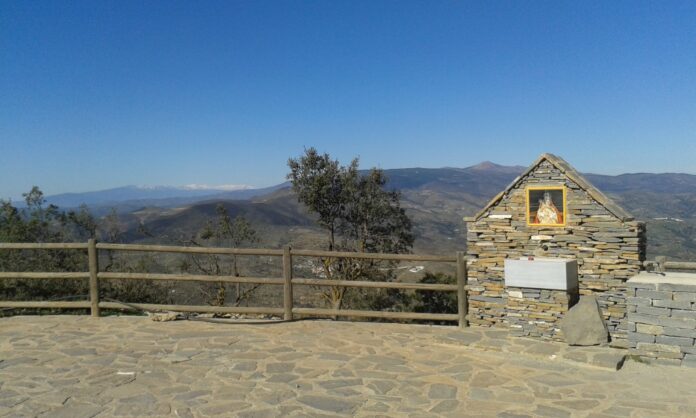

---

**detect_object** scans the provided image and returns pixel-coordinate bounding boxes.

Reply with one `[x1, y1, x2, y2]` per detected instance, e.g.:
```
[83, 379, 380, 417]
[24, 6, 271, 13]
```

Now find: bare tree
[181, 204, 259, 307]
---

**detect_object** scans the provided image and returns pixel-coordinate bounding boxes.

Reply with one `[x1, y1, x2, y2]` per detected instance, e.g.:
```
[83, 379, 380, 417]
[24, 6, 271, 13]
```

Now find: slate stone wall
[466, 160, 646, 347]
[505, 287, 578, 341]
[627, 279, 696, 367]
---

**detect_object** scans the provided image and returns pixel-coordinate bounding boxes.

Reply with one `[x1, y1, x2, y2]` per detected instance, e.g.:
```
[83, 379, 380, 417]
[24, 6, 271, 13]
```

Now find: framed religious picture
[526, 186, 566, 227]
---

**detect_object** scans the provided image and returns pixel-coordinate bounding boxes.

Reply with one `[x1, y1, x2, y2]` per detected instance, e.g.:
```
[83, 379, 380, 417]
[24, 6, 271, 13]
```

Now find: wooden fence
[0, 241, 470, 328]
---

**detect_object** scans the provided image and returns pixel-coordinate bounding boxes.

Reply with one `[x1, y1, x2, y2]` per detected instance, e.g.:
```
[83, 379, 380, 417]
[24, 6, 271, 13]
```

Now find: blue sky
[2, 1, 695, 198]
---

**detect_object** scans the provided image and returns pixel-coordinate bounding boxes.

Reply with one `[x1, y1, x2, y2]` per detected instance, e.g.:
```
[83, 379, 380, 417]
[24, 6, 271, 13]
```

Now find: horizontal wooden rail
[0, 272, 90, 279]
[290, 249, 457, 262]
[99, 301, 284, 316]
[0, 301, 91, 309]
[292, 307, 458, 322]
[98, 272, 284, 285]
[0, 243, 88, 250]
[292, 277, 458, 291]
[96, 243, 284, 256]
[97, 273, 456, 291]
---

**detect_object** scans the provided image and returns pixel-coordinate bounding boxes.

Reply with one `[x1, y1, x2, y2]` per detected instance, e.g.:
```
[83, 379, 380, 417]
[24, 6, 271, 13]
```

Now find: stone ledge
[628, 271, 696, 288]
[436, 329, 626, 371]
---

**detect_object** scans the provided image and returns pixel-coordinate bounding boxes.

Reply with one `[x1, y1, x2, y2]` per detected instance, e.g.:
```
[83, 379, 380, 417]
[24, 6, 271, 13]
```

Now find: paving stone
[533, 404, 572, 418]
[297, 395, 359, 414]
[470, 371, 509, 388]
[497, 412, 533, 418]
[173, 390, 212, 401]
[198, 401, 252, 416]
[39, 403, 105, 418]
[590, 352, 626, 371]
[318, 378, 363, 390]
[428, 383, 458, 399]
[429, 399, 460, 413]
[367, 380, 396, 395]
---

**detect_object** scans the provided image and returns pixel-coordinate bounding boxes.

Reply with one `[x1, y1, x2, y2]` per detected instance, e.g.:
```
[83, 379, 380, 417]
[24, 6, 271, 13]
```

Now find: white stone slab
[628, 271, 696, 286]
[504, 258, 578, 291]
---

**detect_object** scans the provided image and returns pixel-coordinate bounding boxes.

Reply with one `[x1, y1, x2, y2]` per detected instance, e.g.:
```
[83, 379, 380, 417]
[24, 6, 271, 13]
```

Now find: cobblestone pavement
[1, 316, 696, 417]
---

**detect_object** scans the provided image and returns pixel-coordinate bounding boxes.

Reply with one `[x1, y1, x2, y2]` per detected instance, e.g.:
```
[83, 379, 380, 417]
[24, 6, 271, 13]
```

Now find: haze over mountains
[30, 161, 696, 261]
[37, 184, 287, 214]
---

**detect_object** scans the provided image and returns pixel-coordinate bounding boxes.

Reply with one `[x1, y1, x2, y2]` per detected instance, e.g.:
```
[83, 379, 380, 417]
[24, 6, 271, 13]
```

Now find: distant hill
[40, 184, 288, 215]
[33, 162, 696, 260]
[38, 162, 696, 220]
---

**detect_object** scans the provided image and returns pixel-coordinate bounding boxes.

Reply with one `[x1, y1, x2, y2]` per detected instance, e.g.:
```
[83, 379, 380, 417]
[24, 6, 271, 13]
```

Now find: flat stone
[199, 402, 252, 416]
[297, 395, 359, 414]
[430, 400, 460, 413]
[471, 371, 509, 388]
[590, 353, 626, 370]
[534, 405, 572, 417]
[39, 404, 104, 418]
[438, 332, 483, 346]
[428, 383, 458, 399]
[174, 390, 212, 401]
[318, 378, 363, 390]
[265, 362, 295, 373]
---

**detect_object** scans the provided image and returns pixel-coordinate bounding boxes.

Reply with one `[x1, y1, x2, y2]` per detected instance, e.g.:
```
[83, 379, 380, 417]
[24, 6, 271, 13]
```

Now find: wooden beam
[457, 251, 468, 328]
[0, 243, 88, 250]
[290, 249, 456, 262]
[0, 301, 90, 309]
[98, 302, 284, 316]
[292, 307, 458, 322]
[97, 272, 284, 285]
[96, 243, 284, 256]
[88, 239, 100, 318]
[0, 272, 90, 279]
[283, 246, 293, 321]
[292, 277, 458, 291]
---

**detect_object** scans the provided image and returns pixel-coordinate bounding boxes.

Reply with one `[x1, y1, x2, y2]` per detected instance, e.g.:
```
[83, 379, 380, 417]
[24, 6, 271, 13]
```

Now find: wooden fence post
[88, 239, 100, 318]
[283, 246, 293, 321]
[457, 251, 468, 328]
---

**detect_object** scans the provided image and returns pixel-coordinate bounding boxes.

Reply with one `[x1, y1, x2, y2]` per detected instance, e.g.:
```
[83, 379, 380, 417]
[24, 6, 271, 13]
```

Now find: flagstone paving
[1, 315, 696, 417]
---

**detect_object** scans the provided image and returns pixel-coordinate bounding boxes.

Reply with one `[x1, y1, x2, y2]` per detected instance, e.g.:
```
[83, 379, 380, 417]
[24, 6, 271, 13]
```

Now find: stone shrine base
[2, 316, 696, 417]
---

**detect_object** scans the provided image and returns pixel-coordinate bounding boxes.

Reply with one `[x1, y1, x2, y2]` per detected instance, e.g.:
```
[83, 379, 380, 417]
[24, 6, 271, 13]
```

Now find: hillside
[117, 163, 696, 261]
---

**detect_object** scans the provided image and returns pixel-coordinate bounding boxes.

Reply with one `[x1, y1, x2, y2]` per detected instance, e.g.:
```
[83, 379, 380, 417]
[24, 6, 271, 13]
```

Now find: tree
[95, 208, 172, 306]
[287, 148, 414, 311]
[181, 204, 259, 307]
[0, 187, 88, 305]
[0, 189, 171, 310]
[62, 204, 98, 241]
[414, 272, 457, 322]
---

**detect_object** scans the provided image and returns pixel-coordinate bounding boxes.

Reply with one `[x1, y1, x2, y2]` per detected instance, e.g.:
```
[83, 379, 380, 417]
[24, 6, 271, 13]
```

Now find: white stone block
[504, 258, 578, 291]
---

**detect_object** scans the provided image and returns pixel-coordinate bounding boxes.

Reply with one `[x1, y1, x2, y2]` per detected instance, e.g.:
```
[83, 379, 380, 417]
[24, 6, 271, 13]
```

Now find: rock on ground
[560, 296, 609, 346]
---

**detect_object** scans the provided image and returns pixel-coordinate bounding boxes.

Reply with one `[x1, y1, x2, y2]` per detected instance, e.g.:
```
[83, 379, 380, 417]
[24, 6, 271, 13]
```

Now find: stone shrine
[464, 153, 646, 346]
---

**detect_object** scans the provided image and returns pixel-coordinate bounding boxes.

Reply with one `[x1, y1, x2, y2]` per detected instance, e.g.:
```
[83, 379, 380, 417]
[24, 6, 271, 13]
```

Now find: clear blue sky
[2, 1, 695, 198]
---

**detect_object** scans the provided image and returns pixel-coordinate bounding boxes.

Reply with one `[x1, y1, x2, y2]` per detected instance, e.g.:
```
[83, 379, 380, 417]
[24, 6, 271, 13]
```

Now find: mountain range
[44, 161, 690, 261]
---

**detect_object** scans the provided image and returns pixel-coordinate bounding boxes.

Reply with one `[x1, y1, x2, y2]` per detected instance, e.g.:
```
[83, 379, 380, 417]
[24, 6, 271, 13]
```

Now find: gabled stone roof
[466, 153, 634, 222]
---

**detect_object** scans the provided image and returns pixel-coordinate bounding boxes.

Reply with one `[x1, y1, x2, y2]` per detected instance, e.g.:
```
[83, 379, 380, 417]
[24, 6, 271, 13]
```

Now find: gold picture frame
[526, 186, 566, 227]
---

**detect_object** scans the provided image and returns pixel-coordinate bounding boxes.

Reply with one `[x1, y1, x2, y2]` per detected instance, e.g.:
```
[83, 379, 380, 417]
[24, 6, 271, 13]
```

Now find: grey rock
[560, 296, 609, 346]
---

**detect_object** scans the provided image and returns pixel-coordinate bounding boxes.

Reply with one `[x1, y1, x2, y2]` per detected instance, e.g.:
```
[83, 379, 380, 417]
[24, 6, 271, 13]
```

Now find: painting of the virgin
[527, 187, 565, 226]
